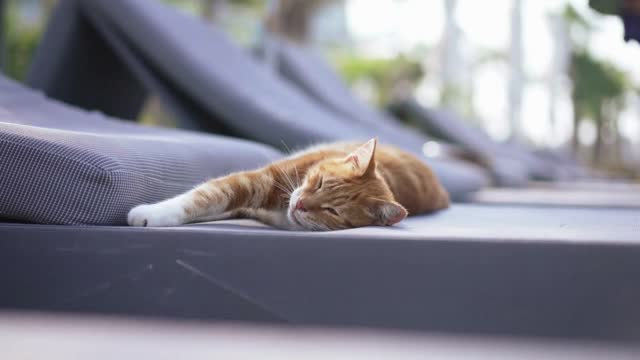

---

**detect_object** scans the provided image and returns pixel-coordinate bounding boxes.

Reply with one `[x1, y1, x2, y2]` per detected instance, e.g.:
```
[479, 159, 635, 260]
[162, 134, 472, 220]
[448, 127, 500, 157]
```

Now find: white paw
[127, 203, 185, 227]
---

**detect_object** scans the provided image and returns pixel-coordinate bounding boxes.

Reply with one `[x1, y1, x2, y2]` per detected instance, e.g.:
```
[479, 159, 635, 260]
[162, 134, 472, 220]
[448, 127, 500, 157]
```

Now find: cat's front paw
[127, 203, 185, 227]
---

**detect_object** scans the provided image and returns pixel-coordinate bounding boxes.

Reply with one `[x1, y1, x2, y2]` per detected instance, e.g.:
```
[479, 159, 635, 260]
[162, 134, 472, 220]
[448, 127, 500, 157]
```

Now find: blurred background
[1, 0, 639, 178]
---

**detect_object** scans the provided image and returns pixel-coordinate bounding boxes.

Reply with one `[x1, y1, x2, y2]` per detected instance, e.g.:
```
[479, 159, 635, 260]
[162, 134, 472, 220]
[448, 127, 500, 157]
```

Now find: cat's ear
[345, 137, 377, 176]
[372, 200, 407, 226]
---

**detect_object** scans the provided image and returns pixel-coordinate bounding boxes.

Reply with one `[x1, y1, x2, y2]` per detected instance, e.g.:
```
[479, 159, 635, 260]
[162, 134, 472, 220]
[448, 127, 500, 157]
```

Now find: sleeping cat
[128, 138, 449, 231]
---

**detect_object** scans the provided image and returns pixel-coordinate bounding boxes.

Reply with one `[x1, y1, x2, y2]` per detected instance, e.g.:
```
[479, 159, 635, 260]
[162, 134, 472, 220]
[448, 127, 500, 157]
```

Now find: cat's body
[128, 138, 449, 231]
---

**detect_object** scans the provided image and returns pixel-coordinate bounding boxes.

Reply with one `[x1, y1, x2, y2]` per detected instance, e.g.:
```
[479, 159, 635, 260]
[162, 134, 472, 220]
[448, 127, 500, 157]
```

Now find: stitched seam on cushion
[106, 170, 197, 188]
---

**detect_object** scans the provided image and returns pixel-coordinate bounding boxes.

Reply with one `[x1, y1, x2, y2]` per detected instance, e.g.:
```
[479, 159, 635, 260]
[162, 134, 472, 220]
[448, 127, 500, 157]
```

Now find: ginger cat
[128, 138, 449, 231]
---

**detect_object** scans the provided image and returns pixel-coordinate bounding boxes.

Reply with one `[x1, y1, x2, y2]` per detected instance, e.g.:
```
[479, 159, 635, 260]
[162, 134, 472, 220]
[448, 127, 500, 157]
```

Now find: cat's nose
[295, 199, 307, 212]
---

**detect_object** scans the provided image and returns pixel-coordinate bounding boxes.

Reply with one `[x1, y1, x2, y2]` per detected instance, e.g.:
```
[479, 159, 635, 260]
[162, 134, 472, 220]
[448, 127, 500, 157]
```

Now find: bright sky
[343, 0, 640, 147]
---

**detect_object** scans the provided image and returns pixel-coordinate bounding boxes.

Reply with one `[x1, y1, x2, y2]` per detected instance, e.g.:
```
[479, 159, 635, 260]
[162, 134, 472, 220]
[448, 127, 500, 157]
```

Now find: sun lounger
[27, 0, 490, 199]
[389, 99, 592, 180]
[0, 75, 279, 225]
[264, 37, 640, 207]
[2, 203, 640, 341]
[4, 0, 640, 342]
[259, 37, 534, 187]
[3, 72, 640, 341]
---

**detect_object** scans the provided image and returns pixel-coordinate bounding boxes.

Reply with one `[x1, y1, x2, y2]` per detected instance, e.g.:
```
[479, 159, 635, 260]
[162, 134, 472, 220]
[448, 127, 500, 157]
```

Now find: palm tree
[569, 51, 628, 162]
[564, 5, 630, 163]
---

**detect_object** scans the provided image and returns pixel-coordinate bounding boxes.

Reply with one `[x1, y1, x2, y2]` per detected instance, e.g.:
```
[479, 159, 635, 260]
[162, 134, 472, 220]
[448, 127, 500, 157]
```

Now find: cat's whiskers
[272, 180, 292, 197]
[275, 164, 296, 193]
[284, 170, 297, 192]
[307, 219, 328, 232]
[293, 211, 327, 231]
[272, 165, 288, 190]
[293, 164, 301, 188]
[280, 140, 293, 155]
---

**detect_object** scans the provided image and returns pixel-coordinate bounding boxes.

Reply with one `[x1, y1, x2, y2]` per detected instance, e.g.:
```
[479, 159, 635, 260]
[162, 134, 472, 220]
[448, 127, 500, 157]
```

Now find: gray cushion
[0, 76, 280, 225]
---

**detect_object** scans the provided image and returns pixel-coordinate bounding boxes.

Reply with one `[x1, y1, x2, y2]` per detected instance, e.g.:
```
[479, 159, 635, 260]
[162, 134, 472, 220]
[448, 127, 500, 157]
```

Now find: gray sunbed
[27, 0, 491, 200]
[390, 99, 590, 180]
[265, 37, 640, 207]
[0, 74, 279, 225]
[3, 205, 640, 341]
[3, 55, 640, 342]
[263, 38, 604, 183]
[4, 0, 640, 342]
[263, 38, 536, 187]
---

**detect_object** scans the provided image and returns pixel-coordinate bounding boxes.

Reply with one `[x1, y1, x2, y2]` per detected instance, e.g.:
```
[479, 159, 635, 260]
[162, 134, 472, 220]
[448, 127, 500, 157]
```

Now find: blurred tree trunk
[201, 0, 227, 23]
[201, 0, 216, 21]
[266, 0, 334, 43]
[571, 105, 581, 152]
[508, 0, 524, 142]
[43, 0, 57, 15]
[593, 109, 605, 163]
[612, 110, 622, 166]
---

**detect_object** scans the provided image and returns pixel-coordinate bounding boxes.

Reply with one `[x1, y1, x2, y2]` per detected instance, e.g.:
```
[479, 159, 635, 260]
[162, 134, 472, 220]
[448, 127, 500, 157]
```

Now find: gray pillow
[0, 77, 281, 225]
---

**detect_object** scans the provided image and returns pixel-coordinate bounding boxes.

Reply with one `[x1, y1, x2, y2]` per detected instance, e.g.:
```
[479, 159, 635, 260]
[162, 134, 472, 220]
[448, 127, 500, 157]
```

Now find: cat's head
[288, 138, 407, 231]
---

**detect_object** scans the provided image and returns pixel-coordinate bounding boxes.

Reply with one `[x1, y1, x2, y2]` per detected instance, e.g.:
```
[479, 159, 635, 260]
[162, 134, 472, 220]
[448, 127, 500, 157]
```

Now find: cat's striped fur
[128, 138, 449, 231]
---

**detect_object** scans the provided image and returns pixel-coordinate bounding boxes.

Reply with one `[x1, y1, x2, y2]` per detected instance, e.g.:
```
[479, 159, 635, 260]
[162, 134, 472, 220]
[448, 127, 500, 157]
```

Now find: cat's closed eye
[315, 176, 324, 191]
[323, 207, 339, 216]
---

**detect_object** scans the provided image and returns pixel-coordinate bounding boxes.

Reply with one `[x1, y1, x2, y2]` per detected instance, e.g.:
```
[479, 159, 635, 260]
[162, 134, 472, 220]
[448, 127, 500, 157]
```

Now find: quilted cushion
[0, 77, 281, 225]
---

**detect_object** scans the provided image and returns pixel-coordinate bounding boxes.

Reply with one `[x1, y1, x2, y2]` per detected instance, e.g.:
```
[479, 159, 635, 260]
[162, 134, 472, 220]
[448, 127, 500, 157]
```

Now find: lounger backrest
[86, 0, 378, 149]
[400, 101, 502, 156]
[266, 38, 435, 147]
[269, 38, 396, 127]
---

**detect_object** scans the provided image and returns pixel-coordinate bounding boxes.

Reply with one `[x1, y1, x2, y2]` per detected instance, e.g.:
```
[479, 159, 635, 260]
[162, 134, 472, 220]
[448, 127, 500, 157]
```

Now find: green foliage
[2, 1, 45, 81]
[565, 4, 630, 124]
[563, 4, 592, 30]
[570, 51, 628, 120]
[230, 0, 263, 6]
[161, 0, 264, 15]
[337, 54, 424, 105]
[588, 0, 620, 15]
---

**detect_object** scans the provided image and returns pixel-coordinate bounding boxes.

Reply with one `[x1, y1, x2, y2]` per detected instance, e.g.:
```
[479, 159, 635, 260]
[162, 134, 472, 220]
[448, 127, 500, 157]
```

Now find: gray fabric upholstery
[27, 0, 490, 199]
[0, 76, 280, 225]
[391, 100, 572, 181]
